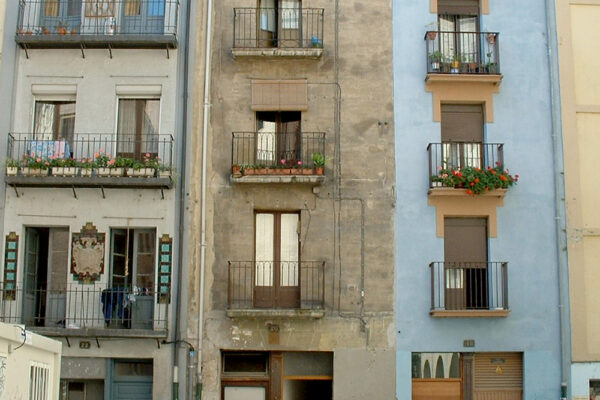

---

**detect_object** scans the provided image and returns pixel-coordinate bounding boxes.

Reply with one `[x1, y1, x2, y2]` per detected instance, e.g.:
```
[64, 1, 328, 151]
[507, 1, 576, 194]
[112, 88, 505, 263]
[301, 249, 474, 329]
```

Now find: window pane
[125, 0, 141, 15]
[223, 353, 268, 374]
[135, 231, 156, 290]
[67, 0, 82, 16]
[255, 214, 274, 286]
[114, 361, 153, 377]
[280, 214, 298, 286]
[224, 386, 266, 400]
[147, 0, 165, 16]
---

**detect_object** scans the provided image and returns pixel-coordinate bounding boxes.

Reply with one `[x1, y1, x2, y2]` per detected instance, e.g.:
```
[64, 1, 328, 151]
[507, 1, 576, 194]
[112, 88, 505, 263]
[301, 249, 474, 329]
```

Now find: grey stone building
[187, 1, 397, 399]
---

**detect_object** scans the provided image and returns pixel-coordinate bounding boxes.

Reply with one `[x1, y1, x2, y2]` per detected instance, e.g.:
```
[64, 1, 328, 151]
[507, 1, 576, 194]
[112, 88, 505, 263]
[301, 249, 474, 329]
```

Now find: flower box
[52, 167, 77, 176]
[6, 167, 18, 176]
[255, 168, 267, 175]
[127, 168, 155, 177]
[279, 168, 292, 175]
[80, 168, 93, 177]
[244, 168, 255, 175]
[97, 167, 111, 177]
[290, 168, 303, 175]
[159, 170, 171, 179]
[22, 167, 47, 176]
[109, 168, 124, 177]
[302, 168, 313, 175]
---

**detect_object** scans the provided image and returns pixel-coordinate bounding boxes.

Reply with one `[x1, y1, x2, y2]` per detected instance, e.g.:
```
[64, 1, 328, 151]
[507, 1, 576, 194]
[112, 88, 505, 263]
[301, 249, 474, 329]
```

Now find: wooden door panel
[412, 380, 461, 400]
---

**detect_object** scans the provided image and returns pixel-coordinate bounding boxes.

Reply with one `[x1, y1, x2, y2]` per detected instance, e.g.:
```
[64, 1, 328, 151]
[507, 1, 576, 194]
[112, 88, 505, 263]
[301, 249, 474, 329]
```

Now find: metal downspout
[544, 0, 571, 397]
[173, 0, 194, 397]
[198, 0, 214, 397]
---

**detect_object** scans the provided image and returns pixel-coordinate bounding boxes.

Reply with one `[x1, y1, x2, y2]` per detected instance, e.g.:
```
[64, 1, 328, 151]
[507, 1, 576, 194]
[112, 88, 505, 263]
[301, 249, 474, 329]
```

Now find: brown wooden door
[254, 212, 300, 309]
[441, 104, 484, 169]
[444, 218, 488, 310]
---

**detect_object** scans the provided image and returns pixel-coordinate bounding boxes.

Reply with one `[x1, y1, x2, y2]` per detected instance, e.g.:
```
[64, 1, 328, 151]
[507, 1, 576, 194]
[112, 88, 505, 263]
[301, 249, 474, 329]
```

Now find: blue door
[121, 0, 165, 34]
[109, 360, 153, 400]
[39, 0, 81, 33]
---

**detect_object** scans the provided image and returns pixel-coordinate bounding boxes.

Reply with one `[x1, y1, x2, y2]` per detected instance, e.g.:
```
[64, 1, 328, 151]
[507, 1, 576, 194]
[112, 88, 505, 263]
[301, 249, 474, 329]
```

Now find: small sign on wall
[3, 233, 18, 300]
[158, 234, 173, 304]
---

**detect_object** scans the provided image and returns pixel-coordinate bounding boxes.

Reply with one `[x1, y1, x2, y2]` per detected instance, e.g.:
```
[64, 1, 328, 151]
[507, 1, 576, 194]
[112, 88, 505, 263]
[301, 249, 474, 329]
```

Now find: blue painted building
[393, 0, 565, 398]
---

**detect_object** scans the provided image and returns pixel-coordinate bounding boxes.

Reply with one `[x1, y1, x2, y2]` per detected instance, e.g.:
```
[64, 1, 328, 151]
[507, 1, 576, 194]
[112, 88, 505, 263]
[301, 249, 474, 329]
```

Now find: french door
[254, 212, 300, 308]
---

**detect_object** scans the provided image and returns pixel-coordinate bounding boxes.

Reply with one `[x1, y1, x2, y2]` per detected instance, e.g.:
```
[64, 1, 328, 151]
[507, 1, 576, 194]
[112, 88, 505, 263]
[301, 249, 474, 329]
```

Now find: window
[256, 112, 301, 166]
[258, 0, 301, 48]
[444, 218, 488, 310]
[23, 228, 69, 328]
[591, 381, 600, 400]
[117, 99, 160, 160]
[60, 380, 104, 400]
[29, 362, 50, 400]
[34, 101, 75, 140]
[254, 212, 300, 308]
[440, 104, 484, 169]
[110, 229, 156, 291]
[437, 0, 480, 64]
[222, 352, 332, 400]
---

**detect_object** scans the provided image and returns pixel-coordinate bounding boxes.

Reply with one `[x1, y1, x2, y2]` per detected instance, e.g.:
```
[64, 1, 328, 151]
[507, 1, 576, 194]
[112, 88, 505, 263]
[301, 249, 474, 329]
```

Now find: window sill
[226, 309, 325, 319]
[425, 73, 503, 85]
[230, 174, 325, 185]
[427, 187, 507, 198]
[232, 47, 323, 58]
[429, 309, 510, 318]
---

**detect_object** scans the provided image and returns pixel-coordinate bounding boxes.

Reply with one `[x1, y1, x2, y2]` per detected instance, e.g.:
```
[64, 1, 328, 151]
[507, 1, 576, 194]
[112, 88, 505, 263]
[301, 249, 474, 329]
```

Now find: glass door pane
[255, 214, 274, 287]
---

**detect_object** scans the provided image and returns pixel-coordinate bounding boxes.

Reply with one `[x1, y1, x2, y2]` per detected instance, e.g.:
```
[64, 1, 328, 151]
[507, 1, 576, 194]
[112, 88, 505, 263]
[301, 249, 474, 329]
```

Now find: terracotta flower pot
[427, 31, 437, 40]
[315, 167, 324, 175]
[232, 165, 241, 177]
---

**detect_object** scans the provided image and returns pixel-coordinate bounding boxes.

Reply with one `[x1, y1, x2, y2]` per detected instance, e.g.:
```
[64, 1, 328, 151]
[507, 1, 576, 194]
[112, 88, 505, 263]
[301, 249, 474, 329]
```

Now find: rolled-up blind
[438, 0, 479, 15]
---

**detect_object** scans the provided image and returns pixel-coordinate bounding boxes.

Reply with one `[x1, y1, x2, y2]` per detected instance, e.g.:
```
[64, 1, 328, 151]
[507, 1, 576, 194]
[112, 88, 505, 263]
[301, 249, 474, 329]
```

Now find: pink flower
[88, 158, 93, 163]
[281, 159, 286, 165]
[36, 158, 41, 162]
[146, 153, 150, 158]
[99, 148, 104, 153]
[297, 160, 302, 166]
[94, 152, 99, 158]
[108, 159, 115, 166]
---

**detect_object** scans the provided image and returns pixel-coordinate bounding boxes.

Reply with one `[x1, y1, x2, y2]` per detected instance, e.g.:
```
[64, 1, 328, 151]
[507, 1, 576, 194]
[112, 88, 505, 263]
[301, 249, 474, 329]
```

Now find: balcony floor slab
[230, 174, 325, 185]
[227, 309, 325, 319]
[16, 34, 178, 49]
[30, 327, 168, 338]
[232, 48, 323, 58]
[6, 175, 173, 189]
[430, 309, 510, 318]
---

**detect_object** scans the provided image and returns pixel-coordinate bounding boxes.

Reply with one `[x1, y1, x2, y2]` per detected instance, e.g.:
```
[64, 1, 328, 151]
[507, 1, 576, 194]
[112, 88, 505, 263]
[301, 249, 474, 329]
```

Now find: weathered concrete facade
[556, 0, 600, 398]
[188, 1, 396, 399]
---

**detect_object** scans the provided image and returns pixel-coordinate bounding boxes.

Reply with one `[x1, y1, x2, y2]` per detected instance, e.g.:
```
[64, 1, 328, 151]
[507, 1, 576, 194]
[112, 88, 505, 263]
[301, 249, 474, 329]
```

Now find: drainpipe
[173, 0, 194, 396]
[198, 0, 214, 397]
[544, 0, 571, 397]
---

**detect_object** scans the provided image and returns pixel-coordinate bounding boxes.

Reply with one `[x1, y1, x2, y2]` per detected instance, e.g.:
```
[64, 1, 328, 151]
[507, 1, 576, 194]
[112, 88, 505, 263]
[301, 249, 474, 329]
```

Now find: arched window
[435, 356, 445, 378]
[423, 360, 432, 378]
[449, 353, 460, 378]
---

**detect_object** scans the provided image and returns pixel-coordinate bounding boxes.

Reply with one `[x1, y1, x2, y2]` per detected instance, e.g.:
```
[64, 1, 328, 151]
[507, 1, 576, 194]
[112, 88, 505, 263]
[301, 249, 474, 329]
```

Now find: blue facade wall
[393, 0, 562, 397]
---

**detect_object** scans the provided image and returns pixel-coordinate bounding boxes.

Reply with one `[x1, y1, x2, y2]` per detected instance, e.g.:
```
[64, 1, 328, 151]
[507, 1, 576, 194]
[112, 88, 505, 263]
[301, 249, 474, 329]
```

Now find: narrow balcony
[5, 133, 174, 191]
[232, 7, 324, 58]
[227, 261, 325, 318]
[429, 262, 509, 317]
[0, 283, 169, 337]
[16, 0, 178, 49]
[427, 142, 510, 196]
[425, 31, 501, 84]
[231, 131, 326, 185]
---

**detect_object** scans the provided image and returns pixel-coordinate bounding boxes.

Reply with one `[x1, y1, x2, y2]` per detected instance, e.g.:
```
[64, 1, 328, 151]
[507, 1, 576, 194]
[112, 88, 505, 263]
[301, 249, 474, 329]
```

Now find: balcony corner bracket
[161, 188, 165, 199]
[100, 186, 105, 199]
[108, 44, 113, 59]
[165, 45, 170, 59]
[71, 186, 78, 199]
[156, 339, 161, 349]
[65, 337, 71, 348]
[23, 45, 29, 59]
[11, 184, 20, 198]
[95, 338, 100, 348]
[80, 43, 86, 59]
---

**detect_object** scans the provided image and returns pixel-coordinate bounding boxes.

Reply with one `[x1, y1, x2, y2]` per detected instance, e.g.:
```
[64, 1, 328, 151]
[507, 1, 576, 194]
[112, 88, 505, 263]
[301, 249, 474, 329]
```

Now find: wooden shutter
[252, 80, 308, 111]
[474, 353, 523, 400]
[444, 218, 487, 262]
[441, 104, 483, 143]
[438, 0, 479, 15]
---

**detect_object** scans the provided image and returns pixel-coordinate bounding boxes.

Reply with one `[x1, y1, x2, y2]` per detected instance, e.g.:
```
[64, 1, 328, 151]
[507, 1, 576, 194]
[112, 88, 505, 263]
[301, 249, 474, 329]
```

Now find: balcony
[227, 261, 325, 318]
[429, 262, 509, 317]
[425, 31, 501, 84]
[0, 283, 169, 337]
[16, 0, 178, 50]
[5, 133, 174, 192]
[232, 8, 324, 58]
[427, 142, 509, 197]
[231, 131, 326, 185]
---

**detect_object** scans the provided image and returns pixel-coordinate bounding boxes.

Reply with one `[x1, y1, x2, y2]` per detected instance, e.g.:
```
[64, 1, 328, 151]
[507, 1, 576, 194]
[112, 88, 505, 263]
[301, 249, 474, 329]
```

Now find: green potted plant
[76, 157, 95, 177]
[312, 152, 328, 175]
[112, 156, 132, 177]
[141, 153, 159, 177]
[5, 158, 19, 176]
[95, 151, 112, 176]
[127, 159, 145, 177]
[485, 52, 498, 74]
[21, 155, 50, 176]
[430, 164, 518, 195]
[429, 51, 443, 72]
[158, 162, 172, 179]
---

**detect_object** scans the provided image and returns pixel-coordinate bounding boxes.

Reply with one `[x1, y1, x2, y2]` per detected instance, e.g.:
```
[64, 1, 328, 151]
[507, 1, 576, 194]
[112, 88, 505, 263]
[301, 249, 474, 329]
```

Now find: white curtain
[255, 214, 274, 286]
[280, 213, 299, 286]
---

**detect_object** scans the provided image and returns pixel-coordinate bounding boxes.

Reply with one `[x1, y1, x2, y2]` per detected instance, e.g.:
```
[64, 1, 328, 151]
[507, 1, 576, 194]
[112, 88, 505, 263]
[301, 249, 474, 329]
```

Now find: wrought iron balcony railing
[425, 31, 500, 75]
[228, 261, 325, 310]
[427, 142, 504, 189]
[0, 283, 169, 336]
[232, 131, 325, 170]
[233, 8, 324, 49]
[16, 0, 178, 48]
[429, 262, 508, 312]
